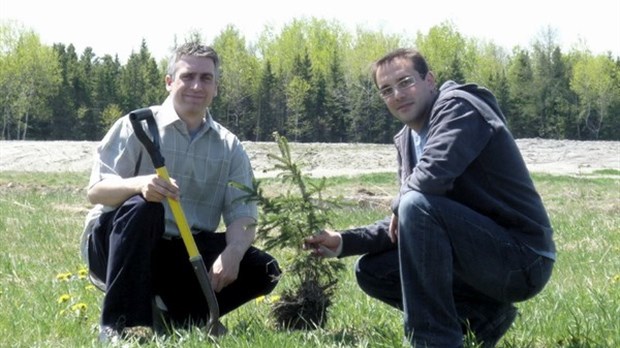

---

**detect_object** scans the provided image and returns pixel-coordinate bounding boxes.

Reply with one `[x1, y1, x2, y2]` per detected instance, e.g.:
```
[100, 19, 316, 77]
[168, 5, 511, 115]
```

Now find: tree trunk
[21, 112, 29, 140]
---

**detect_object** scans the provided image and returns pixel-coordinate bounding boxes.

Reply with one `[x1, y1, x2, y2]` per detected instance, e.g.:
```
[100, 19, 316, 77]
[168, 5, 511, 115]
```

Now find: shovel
[129, 108, 225, 336]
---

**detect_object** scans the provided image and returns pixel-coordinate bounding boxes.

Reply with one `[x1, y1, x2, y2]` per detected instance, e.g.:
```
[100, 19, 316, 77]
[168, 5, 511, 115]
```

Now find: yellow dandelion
[57, 294, 71, 304]
[256, 294, 281, 304]
[78, 268, 88, 279]
[71, 303, 87, 312]
[56, 272, 72, 281]
[268, 295, 281, 303]
[613, 274, 620, 283]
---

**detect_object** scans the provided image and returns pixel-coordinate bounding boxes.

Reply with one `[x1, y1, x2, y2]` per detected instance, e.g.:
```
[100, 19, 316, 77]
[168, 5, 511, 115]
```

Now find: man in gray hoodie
[305, 48, 555, 347]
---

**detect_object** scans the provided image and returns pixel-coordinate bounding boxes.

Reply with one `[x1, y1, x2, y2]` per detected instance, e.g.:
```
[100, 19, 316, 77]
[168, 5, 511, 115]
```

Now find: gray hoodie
[341, 81, 555, 260]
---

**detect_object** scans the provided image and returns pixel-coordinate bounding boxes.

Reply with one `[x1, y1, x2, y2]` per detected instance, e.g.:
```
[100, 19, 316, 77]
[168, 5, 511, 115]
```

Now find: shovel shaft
[155, 164, 222, 331]
[154, 166, 199, 257]
[130, 108, 223, 335]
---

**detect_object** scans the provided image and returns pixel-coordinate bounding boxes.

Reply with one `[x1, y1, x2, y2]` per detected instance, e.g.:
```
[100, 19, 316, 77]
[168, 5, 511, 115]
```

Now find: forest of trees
[1, 18, 619, 142]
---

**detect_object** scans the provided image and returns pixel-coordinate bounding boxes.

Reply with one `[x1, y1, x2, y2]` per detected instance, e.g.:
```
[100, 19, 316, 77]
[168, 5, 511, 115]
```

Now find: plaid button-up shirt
[81, 96, 256, 261]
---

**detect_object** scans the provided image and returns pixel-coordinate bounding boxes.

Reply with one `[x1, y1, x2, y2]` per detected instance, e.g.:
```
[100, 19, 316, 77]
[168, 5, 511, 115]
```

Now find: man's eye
[398, 77, 414, 88]
[380, 87, 393, 97]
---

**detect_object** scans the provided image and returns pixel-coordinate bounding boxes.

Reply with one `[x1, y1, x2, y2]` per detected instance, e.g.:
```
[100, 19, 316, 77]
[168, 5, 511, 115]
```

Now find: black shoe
[99, 325, 153, 344]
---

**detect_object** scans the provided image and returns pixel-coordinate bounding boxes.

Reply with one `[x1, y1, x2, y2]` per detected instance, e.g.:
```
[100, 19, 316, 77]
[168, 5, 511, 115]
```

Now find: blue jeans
[355, 248, 402, 310]
[398, 191, 553, 347]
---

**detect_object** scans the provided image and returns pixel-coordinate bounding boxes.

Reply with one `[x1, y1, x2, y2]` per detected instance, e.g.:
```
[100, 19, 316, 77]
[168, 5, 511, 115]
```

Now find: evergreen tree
[489, 71, 512, 126]
[76, 47, 98, 140]
[324, 51, 350, 142]
[286, 50, 314, 142]
[93, 54, 122, 130]
[531, 31, 572, 139]
[506, 49, 538, 138]
[348, 75, 395, 143]
[255, 60, 277, 141]
[311, 73, 328, 142]
[118, 40, 163, 114]
[2, 18, 619, 141]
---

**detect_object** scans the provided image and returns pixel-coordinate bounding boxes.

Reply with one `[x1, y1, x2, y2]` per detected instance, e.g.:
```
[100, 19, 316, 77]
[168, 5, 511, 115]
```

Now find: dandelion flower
[57, 294, 71, 304]
[268, 295, 281, 303]
[613, 274, 620, 284]
[71, 302, 88, 316]
[56, 272, 72, 281]
[78, 269, 88, 279]
[256, 294, 281, 304]
[71, 303, 88, 314]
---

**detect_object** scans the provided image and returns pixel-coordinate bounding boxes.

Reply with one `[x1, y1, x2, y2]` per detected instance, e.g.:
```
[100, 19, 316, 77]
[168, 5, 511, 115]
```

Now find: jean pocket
[503, 256, 553, 302]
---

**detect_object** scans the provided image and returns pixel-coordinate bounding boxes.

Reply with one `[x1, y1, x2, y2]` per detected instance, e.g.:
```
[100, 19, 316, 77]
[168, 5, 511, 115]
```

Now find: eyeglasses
[378, 75, 417, 99]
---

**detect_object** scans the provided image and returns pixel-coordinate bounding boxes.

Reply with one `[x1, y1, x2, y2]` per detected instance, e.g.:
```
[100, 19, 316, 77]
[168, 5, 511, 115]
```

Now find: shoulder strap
[134, 150, 142, 176]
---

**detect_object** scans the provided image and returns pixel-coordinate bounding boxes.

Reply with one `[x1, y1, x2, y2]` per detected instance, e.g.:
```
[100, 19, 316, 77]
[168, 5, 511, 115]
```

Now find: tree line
[1, 19, 619, 142]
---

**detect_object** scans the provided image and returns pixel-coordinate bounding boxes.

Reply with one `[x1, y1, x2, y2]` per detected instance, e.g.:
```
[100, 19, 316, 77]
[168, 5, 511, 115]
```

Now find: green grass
[0, 171, 618, 347]
[591, 169, 620, 176]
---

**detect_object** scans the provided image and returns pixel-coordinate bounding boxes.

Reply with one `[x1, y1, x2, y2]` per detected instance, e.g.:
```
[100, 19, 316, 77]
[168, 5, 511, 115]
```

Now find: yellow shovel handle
[155, 166, 200, 258]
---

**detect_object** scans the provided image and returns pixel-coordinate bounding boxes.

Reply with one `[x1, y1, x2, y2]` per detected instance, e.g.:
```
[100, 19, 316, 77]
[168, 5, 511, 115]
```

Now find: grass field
[0, 171, 618, 347]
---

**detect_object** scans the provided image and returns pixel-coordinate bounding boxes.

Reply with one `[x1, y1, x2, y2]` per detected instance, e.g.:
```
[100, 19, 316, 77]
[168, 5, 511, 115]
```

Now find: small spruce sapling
[230, 132, 345, 330]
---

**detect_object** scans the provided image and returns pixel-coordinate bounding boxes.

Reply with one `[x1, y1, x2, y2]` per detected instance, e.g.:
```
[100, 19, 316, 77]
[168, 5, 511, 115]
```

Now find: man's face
[375, 57, 436, 131]
[165, 55, 218, 119]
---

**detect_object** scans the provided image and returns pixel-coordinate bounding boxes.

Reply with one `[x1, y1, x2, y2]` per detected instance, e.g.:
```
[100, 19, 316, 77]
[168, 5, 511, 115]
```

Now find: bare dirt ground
[0, 139, 619, 177]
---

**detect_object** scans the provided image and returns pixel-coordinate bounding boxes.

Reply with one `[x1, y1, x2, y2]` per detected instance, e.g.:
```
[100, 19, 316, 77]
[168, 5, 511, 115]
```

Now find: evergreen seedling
[231, 132, 345, 330]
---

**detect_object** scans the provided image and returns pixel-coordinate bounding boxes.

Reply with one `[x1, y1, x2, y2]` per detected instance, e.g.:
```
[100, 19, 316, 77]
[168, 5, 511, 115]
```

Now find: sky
[2, 0, 619, 62]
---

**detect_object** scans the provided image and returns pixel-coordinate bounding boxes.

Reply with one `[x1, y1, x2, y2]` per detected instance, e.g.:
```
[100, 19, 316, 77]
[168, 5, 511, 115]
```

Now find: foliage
[212, 25, 261, 138]
[571, 52, 620, 139]
[1, 18, 620, 141]
[0, 22, 60, 140]
[230, 133, 345, 329]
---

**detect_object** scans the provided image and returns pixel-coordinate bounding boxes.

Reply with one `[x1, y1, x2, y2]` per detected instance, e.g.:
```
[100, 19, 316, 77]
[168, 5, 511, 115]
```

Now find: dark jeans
[355, 249, 402, 310]
[355, 192, 553, 347]
[88, 195, 281, 330]
[395, 191, 553, 347]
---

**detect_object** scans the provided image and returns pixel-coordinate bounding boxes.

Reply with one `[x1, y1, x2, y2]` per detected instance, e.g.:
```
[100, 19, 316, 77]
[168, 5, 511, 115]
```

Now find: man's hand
[141, 174, 180, 202]
[88, 174, 180, 206]
[303, 229, 343, 258]
[209, 248, 242, 292]
[209, 217, 255, 292]
[388, 214, 398, 243]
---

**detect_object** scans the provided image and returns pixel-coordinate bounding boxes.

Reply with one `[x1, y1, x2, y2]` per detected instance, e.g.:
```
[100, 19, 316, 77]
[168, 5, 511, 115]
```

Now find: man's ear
[164, 75, 173, 92]
[425, 71, 437, 89]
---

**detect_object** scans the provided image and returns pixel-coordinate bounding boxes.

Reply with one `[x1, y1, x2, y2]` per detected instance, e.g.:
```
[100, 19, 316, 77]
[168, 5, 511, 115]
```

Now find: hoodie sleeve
[339, 216, 396, 257]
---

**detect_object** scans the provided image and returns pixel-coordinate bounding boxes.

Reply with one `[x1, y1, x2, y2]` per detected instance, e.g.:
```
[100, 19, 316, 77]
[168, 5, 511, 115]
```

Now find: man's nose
[190, 78, 204, 89]
[393, 87, 405, 99]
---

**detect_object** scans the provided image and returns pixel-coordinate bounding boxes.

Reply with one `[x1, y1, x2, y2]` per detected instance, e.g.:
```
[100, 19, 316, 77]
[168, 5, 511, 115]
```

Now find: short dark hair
[371, 48, 430, 87]
[167, 42, 220, 79]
